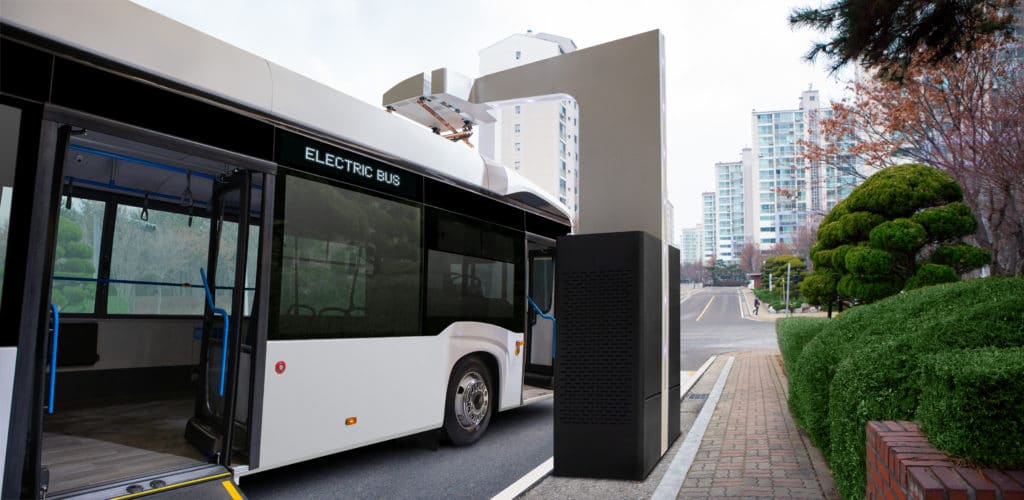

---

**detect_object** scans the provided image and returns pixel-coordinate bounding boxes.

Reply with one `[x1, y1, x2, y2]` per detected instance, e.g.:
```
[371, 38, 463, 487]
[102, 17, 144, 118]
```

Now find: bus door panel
[189, 171, 256, 465]
[525, 243, 555, 388]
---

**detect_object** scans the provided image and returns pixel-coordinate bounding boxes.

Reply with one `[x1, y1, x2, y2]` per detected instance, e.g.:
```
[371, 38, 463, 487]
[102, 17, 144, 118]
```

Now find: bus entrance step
[121, 476, 246, 500]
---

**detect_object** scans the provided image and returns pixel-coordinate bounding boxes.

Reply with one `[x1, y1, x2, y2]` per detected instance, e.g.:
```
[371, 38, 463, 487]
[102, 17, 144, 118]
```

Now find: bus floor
[41, 393, 206, 494]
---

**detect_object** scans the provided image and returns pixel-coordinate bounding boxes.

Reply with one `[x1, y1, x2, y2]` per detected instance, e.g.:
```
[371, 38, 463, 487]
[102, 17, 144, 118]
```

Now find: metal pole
[785, 262, 791, 317]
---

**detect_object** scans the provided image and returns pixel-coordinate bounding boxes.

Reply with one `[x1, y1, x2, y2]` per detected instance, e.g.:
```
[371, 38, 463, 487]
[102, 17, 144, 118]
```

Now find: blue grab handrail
[48, 304, 60, 414]
[53, 275, 255, 291]
[527, 296, 557, 359]
[199, 268, 229, 397]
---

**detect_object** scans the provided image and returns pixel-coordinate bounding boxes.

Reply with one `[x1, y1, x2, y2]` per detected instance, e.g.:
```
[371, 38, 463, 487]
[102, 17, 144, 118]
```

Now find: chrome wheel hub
[454, 371, 489, 430]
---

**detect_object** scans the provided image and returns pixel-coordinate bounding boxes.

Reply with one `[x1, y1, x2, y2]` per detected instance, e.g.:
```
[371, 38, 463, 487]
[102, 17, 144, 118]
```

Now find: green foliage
[754, 287, 804, 312]
[843, 247, 893, 277]
[808, 164, 985, 303]
[762, 254, 807, 292]
[52, 216, 96, 314]
[706, 260, 745, 285]
[788, 278, 1024, 500]
[837, 274, 900, 302]
[777, 317, 828, 377]
[869, 219, 927, 253]
[931, 243, 991, 273]
[800, 270, 839, 305]
[919, 347, 1024, 467]
[789, 0, 1017, 81]
[837, 212, 886, 243]
[904, 263, 959, 290]
[842, 164, 962, 218]
[911, 202, 978, 241]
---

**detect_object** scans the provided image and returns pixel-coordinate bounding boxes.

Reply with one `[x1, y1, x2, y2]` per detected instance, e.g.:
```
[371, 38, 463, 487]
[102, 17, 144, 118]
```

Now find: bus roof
[0, 0, 572, 225]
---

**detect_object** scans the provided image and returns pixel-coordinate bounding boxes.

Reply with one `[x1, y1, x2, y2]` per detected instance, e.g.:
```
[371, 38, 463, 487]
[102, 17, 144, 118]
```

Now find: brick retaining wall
[866, 420, 1024, 500]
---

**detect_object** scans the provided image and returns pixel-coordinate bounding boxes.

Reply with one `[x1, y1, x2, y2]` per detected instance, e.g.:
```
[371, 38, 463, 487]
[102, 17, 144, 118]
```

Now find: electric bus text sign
[277, 131, 421, 199]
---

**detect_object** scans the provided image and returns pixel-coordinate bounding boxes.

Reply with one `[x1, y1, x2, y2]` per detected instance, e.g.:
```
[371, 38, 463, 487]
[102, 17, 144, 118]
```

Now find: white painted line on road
[651, 356, 735, 500]
[680, 355, 716, 399]
[737, 291, 745, 319]
[694, 296, 715, 322]
[491, 457, 553, 500]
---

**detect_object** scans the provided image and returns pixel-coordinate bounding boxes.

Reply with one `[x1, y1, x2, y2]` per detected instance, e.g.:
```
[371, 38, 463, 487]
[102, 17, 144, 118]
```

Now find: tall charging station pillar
[470, 29, 680, 479]
[554, 233, 680, 479]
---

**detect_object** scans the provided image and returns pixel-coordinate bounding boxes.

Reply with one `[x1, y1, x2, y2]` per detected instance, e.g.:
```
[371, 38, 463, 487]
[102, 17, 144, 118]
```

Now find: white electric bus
[0, 2, 569, 498]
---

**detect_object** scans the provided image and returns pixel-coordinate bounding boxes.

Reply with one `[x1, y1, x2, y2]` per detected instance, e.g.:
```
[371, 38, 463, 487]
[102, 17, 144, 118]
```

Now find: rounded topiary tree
[800, 164, 989, 306]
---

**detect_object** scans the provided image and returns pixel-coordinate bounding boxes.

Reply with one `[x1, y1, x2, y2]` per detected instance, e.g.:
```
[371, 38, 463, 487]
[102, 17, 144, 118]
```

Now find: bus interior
[42, 124, 263, 496]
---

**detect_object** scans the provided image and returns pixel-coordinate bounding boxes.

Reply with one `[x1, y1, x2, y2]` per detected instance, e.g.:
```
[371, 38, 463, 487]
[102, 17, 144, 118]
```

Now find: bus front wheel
[443, 356, 493, 446]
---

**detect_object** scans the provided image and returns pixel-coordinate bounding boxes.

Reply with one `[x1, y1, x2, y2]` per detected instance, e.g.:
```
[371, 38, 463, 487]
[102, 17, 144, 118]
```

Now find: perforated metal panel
[556, 269, 636, 425]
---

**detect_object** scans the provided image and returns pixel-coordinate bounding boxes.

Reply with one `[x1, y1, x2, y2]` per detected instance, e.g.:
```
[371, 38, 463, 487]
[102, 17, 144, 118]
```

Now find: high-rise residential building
[750, 88, 861, 250]
[478, 32, 581, 219]
[680, 225, 704, 264]
[701, 192, 717, 262]
[712, 147, 754, 262]
[713, 160, 744, 261]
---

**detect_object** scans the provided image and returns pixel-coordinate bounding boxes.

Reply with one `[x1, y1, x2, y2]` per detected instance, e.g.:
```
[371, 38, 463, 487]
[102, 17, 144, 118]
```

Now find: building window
[514, 160, 520, 170]
[514, 105, 521, 115]
[514, 123, 521, 135]
[514, 142, 521, 152]
[515, 50, 521, 60]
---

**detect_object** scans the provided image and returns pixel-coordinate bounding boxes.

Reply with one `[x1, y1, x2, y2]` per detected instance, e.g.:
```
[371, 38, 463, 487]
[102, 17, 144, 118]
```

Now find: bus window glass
[427, 251, 515, 320]
[0, 104, 20, 301]
[425, 210, 524, 333]
[108, 205, 209, 314]
[274, 175, 421, 339]
[215, 221, 259, 316]
[530, 256, 554, 312]
[50, 198, 104, 313]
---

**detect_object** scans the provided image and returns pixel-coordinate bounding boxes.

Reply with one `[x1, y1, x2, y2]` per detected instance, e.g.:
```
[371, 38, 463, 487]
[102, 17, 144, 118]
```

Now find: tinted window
[0, 104, 19, 302]
[425, 209, 524, 333]
[273, 174, 421, 339]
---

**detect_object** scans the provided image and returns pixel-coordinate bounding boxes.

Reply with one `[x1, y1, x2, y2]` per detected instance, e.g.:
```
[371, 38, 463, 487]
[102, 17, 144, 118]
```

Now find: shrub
[931, 243, 991, 273]
[799, 270, 839, 306]
[777, 317, 828, 377]
[904, 263, 958, 290]
[919, 347, 1024, 467]
[803, 164, 985, 305]
[911, 202, 977, 240]
[868, 218, 928, 253]
[837, 274, 900, 301]
[844, 247, 894, 277]
[788, 278, 1024, 500]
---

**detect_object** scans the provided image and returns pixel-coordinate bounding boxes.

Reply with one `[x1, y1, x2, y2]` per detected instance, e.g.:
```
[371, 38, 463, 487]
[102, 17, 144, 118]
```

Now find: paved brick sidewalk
[677, 351, 838, 499]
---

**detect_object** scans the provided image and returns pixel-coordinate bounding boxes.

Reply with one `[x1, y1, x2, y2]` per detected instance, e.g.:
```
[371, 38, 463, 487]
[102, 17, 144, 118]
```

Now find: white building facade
[701, 191, 717, 262]
[679, 225, 704, 264]
[478, 32, 581, 218]
[750, 89, 861, 250]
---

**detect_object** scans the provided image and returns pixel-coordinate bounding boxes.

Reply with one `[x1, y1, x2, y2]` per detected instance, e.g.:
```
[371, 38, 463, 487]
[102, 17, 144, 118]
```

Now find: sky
[131, 0, 850, 230]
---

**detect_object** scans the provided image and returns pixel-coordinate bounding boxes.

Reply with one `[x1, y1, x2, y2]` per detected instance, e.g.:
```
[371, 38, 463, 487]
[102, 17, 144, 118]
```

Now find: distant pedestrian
[753, 297, 760, 315]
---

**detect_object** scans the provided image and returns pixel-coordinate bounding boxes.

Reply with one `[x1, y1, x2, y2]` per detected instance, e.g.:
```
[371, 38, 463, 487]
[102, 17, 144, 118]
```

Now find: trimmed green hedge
[777, 318, 828, 377]
[787, 277, 1024, 500]
[918, 347, 1024, 466]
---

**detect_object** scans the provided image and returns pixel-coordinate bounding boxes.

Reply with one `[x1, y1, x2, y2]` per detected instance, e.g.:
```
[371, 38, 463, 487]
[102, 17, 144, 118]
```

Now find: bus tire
[443, 356, 493, 446]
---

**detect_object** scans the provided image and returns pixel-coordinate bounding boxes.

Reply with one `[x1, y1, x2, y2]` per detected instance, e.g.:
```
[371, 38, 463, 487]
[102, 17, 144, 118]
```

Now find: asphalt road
[240, 400, 553, 499]
[240, 285, 776, 498]
[681, 286, 778, 370]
